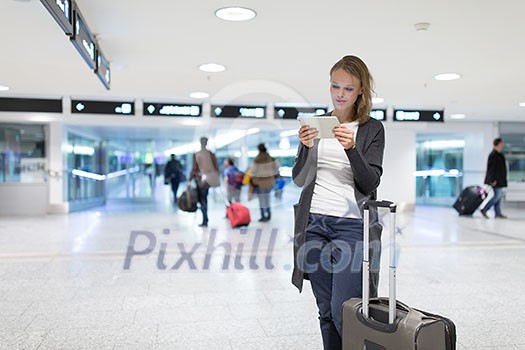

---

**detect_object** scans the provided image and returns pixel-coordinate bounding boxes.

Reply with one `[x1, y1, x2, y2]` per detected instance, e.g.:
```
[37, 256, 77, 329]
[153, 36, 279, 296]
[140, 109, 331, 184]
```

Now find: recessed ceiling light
[0, 85, 10, 91]
[199, 63, 226, 73]
[215, 7, 257, 22]
[372, 97, 384, 104]
[450, 114, 466, 119]
[190, 92, 209, 99]
[414, 22, 430, 31]
[434, 73, 461, 81]
[519, 102, 525, 107]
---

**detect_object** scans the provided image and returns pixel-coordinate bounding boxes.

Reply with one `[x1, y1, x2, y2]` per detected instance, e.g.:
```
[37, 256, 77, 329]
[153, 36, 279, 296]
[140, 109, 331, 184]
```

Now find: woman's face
[330, 68, 363, 113]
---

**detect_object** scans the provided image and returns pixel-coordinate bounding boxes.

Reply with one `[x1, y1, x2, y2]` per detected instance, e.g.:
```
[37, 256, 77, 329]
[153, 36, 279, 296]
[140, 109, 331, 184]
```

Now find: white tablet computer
[297, 116, 340, 138]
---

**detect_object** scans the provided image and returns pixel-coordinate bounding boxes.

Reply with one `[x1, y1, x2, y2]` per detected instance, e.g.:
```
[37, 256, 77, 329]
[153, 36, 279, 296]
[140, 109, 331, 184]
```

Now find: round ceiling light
[372, 97, 384, 104]
[0, 85, 10, 91]
[434, 73, 461, 81]
[198, 63, 226, 73]
[215, 7, 257, 22]
[450, 114, 466, 119]
[190, 92, 209, 99]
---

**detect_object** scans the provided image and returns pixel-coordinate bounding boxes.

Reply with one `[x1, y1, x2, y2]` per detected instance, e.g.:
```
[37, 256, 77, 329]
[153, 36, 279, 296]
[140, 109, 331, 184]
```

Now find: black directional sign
[0, 97, 62, 113]
[71, 6, 96, 69]
[274, 106, 328, 119]
[95, 49, 111, 90]
[71, 100, 134, 115]
[212, 105, 266, 118]
[393, 109, 444, 122]
[370, 109, 387, 121]
[143, 103, 202, 117]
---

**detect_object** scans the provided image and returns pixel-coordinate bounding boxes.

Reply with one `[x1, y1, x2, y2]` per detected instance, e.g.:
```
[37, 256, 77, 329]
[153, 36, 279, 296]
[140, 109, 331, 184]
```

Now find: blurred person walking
[250, 143, 280, 222]
[164, 154, 184, 205]
[480, 137, 508, 219]
[188, 137, 220, 227]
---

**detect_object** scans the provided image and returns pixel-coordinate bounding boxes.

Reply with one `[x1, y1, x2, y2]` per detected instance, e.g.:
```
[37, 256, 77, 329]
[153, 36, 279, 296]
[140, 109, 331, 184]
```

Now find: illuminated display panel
[71, 7, 96, 69]
[370, 109, 387, 121]
[212, 105, 266, 118]
[143, 103, 202, 117]
[95, 49, 111, 90]
[393, 109, 444, 122]
[274, 106, 327, 119]
[71, 100, 134, 115]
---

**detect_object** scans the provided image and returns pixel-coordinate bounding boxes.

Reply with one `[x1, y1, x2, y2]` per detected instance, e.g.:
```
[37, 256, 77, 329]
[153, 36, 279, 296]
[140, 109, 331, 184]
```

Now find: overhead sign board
[370, 109, 387, 121]
[393, 109, 444, 122]
[143, 103, 202, 117]
[0, 97, 62, 113]
[274, 106, 327, 119]
[95, 49, 111, 90]
[212, 105, 266, 119]
[40, 0, 73, 35]
[71, 6, 96, 69]
[71, 100, 134, 115]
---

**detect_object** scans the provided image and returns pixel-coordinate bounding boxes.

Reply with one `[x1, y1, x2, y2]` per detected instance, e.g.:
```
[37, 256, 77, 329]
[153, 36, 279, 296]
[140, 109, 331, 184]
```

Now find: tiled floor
[0, 185, 524, 349]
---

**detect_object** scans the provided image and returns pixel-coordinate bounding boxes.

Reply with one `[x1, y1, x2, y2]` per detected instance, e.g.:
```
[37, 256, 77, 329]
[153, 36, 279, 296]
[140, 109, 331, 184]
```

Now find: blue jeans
[254, 186, 272, 219]
[482, 187, 503, 216]
[304, 213, 363, 350]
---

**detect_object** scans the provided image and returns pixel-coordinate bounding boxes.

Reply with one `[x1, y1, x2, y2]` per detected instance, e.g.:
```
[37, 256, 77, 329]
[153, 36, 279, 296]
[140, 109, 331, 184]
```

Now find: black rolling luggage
[453, 185, 488, 216]
[177, 187, 198, 212]
[342, 200, 456, 350]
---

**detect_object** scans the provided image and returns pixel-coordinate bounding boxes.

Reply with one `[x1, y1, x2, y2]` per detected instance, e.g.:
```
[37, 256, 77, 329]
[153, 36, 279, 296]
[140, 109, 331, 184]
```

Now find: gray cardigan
[291, 117, 385, 294]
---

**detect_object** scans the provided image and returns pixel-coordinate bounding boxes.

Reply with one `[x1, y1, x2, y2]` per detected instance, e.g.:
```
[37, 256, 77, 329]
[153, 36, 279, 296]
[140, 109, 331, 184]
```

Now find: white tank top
[310, 122, 361, 219]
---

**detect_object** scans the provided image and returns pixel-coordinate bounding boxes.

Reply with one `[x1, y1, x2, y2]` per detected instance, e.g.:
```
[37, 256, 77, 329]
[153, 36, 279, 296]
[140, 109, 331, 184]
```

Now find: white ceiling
[1, 0, 525, 135]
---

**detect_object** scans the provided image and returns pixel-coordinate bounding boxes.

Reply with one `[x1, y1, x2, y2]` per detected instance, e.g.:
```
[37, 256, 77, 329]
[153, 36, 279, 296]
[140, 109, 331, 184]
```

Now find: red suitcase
[226, 203, 251, 228]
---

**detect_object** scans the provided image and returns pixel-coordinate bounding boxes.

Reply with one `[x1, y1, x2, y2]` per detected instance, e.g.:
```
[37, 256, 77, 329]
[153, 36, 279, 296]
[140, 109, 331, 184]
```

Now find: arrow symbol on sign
[147, 105, 156, 114]
[76, 103, 85, 112]
[278, 109, 285, 118]
[215, 107, 222, 116]
[433, 112, 441, 120]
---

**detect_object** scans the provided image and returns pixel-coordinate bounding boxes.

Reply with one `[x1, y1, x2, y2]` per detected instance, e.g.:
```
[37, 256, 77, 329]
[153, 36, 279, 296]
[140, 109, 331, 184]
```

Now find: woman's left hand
[333, 126, 356, 150]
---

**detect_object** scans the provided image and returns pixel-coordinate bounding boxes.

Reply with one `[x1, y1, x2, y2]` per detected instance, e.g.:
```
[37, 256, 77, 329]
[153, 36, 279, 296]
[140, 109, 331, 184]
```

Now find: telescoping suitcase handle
[362, 200, 397, 324]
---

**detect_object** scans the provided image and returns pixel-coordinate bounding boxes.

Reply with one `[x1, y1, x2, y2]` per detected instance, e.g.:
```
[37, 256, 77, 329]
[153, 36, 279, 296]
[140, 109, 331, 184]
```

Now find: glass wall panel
[501, 133, 525, 183]
[0, 123, 46, 183]
[66, 132, 104, 202]
[416, 137, 464, 206]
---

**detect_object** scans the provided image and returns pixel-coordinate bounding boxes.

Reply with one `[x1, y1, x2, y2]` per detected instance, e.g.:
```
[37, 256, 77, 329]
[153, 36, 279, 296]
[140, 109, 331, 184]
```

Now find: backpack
[177, 187, 198, 212]
[227, 168, 244, 190]
[231, 169, 245, 189]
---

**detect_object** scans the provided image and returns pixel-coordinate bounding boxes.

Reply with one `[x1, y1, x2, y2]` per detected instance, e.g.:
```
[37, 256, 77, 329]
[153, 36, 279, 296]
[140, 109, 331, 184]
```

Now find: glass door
[416, 137, 464, 206]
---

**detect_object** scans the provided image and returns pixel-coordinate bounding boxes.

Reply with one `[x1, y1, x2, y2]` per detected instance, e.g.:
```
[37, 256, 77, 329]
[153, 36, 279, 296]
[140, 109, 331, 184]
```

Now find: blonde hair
[330, 55, 374, 124]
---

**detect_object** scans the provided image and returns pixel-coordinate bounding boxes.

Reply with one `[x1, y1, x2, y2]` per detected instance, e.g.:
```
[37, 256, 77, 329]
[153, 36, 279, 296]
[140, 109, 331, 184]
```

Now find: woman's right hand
[299, 125, 318, 148]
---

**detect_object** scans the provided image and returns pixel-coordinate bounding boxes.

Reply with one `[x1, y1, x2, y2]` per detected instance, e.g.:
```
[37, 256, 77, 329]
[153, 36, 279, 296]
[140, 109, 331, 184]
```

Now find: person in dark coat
[480, 138, 508, 218]
[164, 154, 184, 205]
[292, 55, 385, 350]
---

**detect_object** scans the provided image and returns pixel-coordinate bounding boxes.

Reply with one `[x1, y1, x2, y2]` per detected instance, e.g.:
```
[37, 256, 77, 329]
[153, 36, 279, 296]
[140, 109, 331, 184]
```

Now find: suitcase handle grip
[363, 200, 396, 212]
[363, 200, 397, 324]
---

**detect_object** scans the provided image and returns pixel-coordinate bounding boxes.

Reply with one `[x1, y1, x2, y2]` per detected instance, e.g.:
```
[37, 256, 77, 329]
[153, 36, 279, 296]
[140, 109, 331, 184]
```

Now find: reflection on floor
[0, 185, 524, 349]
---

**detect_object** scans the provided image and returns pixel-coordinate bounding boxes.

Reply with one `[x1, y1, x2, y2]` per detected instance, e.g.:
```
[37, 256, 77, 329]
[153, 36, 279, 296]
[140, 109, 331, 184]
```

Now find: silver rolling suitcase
[342, 200, 456, 350]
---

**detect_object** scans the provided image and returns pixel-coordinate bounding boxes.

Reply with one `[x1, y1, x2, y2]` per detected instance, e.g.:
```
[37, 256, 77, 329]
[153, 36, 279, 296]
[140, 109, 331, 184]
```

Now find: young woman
[291, 55, 385, 350]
